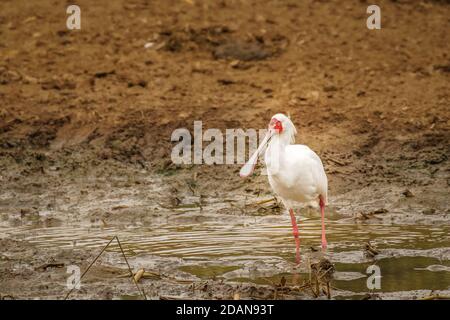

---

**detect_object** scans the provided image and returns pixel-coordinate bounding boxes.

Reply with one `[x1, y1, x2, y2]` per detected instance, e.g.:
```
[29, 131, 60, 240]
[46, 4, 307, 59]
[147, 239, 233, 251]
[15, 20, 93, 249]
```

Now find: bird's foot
[321, 238, 328, 250]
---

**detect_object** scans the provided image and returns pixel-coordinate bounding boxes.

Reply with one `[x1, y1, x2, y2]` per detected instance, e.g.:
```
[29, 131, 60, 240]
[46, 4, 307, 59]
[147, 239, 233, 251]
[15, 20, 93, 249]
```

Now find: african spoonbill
[240, 114, 328, 264]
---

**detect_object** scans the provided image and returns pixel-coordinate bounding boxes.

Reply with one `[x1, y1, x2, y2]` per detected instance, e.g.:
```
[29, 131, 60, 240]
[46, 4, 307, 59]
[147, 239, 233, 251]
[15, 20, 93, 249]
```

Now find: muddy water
[2, 212, 450, 299]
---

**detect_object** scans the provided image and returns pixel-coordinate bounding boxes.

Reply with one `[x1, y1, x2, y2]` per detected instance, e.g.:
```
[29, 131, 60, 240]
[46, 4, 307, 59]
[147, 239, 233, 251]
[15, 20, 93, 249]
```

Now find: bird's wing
[285, 144, 328, 202]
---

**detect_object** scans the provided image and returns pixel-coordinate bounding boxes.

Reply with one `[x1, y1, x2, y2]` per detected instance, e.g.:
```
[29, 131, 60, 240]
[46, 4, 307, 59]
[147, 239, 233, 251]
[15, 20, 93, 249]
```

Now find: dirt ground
[0, 0, 449, 299]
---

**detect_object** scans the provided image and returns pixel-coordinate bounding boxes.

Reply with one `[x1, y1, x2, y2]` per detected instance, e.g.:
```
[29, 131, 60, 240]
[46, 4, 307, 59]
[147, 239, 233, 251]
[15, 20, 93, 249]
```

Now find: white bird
[240, 113, 328, 264]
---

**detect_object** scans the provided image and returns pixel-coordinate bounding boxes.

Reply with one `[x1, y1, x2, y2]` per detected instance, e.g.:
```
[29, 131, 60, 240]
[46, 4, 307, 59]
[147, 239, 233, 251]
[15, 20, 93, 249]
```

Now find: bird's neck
[269, 134, 291, 150]
[264, 135, 290, 174]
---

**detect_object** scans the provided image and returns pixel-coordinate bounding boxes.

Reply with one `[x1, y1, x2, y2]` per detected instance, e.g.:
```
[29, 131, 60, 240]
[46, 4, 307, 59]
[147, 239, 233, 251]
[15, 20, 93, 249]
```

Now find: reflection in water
[2, 214, 449, 296]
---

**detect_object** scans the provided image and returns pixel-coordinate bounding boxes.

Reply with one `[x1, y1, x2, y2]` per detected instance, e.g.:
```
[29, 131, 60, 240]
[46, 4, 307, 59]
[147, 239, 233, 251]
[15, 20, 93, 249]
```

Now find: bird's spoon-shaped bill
[239, 131, 273, 178]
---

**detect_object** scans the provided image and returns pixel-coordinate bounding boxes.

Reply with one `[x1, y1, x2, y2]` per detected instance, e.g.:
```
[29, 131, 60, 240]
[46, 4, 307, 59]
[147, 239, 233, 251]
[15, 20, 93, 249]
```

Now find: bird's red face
[269, 118, 283, 134]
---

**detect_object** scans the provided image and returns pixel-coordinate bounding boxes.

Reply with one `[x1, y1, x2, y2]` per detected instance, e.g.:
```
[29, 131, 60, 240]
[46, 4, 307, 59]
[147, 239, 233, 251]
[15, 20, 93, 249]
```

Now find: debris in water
[364, 241, 379, 257]
[245, 197, 282, 215]
[310, 258, 335, 299]
[355, 211, 382, 221]
[64, 236, 147, 300]
[36, 262, 65, 272]
[133, 268, 145, 283]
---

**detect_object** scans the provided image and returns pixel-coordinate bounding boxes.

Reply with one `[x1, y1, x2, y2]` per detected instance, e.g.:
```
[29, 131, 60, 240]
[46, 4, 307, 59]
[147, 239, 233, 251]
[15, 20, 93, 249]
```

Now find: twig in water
[248, 197, 278, 207]
[64, 236, 147, 300]
[115, 236, 148, 299]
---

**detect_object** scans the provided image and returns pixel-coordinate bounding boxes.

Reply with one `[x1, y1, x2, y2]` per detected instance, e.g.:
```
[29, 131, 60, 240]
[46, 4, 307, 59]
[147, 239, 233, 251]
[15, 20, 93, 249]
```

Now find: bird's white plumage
[266, 144, 327, 207]
[263, 114, 327, 208]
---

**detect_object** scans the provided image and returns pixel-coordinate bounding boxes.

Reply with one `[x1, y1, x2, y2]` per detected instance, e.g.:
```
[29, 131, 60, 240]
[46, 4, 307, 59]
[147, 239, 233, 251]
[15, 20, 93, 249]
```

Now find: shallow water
[2, 213, 449, 298]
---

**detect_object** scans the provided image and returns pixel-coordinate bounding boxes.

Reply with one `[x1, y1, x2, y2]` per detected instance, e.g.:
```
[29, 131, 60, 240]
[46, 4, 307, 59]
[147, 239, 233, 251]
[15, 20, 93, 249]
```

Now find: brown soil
[0, 0, 449, 299]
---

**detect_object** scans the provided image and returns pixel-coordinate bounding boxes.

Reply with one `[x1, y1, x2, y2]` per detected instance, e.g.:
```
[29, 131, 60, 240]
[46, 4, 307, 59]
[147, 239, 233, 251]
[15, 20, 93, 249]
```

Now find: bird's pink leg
[289, 208, 301, 264]
[319, 196, 328, 250]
